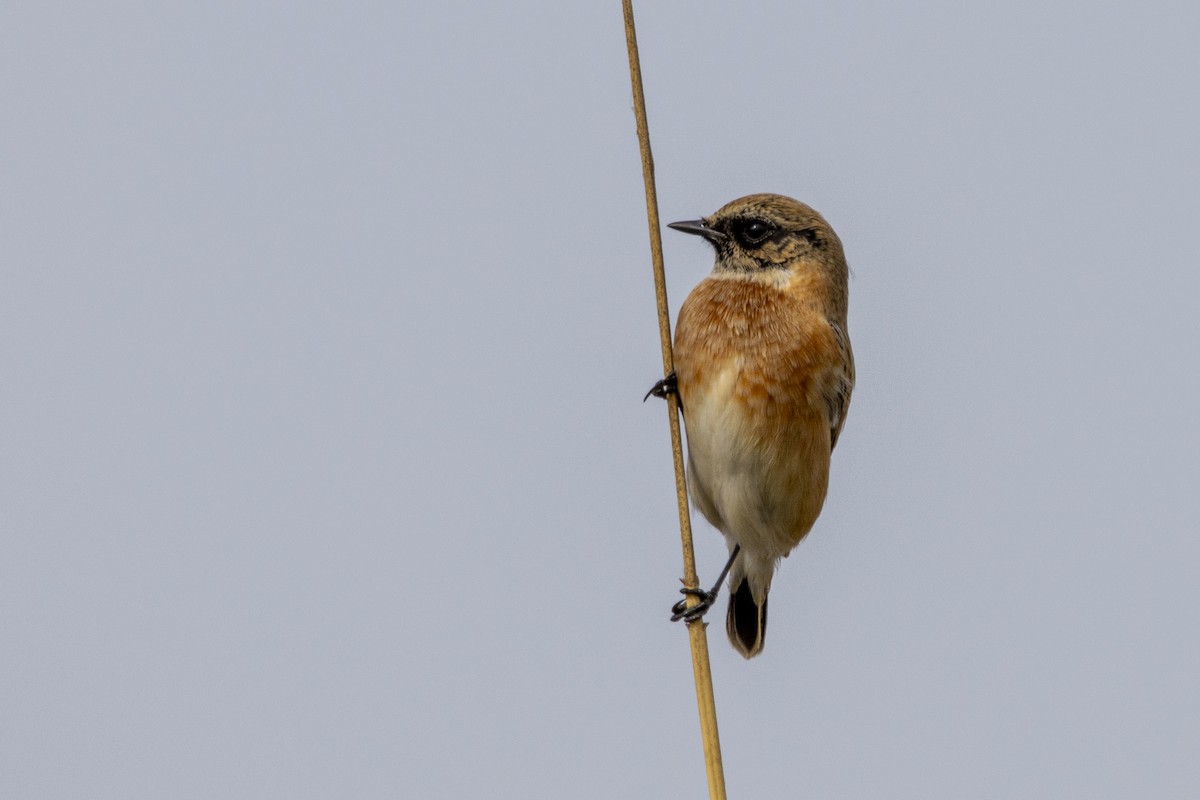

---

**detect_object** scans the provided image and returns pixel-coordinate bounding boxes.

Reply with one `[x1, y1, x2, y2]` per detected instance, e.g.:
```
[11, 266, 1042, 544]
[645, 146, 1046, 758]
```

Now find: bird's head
[669, 193, 846, 282]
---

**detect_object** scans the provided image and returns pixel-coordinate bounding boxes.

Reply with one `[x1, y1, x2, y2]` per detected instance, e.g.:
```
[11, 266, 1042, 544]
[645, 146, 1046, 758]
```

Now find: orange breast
[674, 276, 845, 443]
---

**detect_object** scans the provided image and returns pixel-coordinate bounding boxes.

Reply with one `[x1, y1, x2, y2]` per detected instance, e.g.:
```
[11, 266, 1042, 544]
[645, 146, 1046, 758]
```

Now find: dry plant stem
[621, 2, 728, 798]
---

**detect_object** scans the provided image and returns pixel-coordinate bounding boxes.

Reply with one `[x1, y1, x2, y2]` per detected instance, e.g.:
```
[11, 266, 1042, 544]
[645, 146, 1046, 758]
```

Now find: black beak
[668, 219, 726, 244]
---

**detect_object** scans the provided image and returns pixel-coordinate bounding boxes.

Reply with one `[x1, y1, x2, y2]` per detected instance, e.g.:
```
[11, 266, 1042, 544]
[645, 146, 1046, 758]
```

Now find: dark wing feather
[826, 322, 854, 451]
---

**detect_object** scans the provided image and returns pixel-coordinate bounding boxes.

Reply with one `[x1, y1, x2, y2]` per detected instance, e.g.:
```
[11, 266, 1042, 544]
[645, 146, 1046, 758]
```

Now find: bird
[648, 193, 854, 658]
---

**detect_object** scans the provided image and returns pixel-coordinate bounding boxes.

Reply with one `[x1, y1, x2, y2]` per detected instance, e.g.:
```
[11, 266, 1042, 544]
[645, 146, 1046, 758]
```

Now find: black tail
[725, 577, 768, 658]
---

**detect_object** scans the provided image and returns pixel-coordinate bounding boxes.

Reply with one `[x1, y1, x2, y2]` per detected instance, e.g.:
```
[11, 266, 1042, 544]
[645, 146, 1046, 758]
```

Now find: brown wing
[826, 321, 854, 451]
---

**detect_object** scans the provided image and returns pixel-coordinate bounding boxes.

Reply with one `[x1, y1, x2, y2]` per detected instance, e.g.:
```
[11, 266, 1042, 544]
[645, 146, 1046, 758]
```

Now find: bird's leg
[643, 370, 677, 402]
[671, 545, 741, 623]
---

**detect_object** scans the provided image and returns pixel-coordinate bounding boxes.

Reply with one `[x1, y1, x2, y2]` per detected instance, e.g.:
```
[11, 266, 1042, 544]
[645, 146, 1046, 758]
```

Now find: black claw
[643, 371, 678, 402]
[666, 545, 742, 625]
[670, 587, 717, 623]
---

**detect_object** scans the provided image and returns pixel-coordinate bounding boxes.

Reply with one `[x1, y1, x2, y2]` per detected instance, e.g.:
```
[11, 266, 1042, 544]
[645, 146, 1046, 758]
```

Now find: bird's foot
[670, 585, 717, 623]
[667, 545, 741, 624]
[643, 371, 677, 402]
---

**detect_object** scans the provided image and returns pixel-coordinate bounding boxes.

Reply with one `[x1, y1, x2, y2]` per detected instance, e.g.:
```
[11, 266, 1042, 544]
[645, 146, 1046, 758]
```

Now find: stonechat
[650, 194, 854, 658]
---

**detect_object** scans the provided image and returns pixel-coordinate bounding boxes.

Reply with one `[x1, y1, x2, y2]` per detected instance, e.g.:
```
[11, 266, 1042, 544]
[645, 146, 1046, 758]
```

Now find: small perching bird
[650, 193, 855, 658]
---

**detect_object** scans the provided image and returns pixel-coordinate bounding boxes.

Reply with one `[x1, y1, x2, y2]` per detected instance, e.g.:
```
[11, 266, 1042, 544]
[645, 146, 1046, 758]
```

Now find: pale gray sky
[3, 1, 1199, 797]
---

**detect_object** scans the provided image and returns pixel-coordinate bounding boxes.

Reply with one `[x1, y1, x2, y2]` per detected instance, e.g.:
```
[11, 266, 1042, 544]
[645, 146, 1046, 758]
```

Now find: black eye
[732, 218, 774, 248]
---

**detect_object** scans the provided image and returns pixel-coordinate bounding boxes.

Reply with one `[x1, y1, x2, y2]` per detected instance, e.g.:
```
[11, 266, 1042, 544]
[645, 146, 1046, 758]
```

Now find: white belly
[683, 365, 830, 563]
